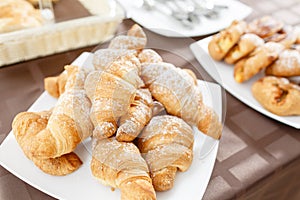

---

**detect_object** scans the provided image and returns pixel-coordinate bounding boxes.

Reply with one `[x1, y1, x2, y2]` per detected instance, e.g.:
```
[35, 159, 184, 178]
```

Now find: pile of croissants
[12, 24, 222, 200]
[208, 16, 300, 116]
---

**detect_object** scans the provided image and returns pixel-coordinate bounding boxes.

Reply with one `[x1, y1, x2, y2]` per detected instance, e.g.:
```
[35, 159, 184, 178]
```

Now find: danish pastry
[224, 33, 264, 64]
[265, 49, 300, 77]
[234, 42, 285, 83]
[252, 76, 300, 116]
[247, 16, 284, 38]
[208, 20, 247, 61]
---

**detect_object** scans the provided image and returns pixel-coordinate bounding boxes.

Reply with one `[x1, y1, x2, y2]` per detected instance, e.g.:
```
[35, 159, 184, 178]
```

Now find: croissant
[89, 25, 151, 140]
[138, 49, 163, 64]
[208, 20, 247, 61]
[44, 65, 92, 98]
[93, 51, 144, 88]
[141, 62, 222, 139]
[44, 71, 67, 98]
[84, 70, 136, 139]
[91, 138, 156, 200]
[234, 42, 285, 83]
[265, 49, 300, 77]
[116, 88, 153, 142]
[93, 49, 137, 71]
[224, 33, 264, 64]
[94, 24, 147, 85]
[93, 24, 147, 71]
[29, 66, 94, 159]
[12, 111, 82, 175]
[138, 115, 194, 191]
[252, 76, 300, 116]
[108, 24, 147, 51]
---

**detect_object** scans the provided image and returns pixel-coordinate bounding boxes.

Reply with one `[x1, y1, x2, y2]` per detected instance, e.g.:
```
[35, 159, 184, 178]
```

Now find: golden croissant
[141, 62, 222, 140]
[116, 88, 153, 142]
[44, 71, 67, 98]
[84, 70, 136, 139]
[138, 49, 163, 64]
[93, 24, 146, 88]
[93, 49, 137, 71]
[138, 115, 194, 191]
[91, 138, 156, 200]
[44, 65, 92, 98]
[12, 111, 82, 175]
[108, 24, 147, 51]
[86, 25, 149, 139]
[29, 66, 94, 159]
[93, 51, 144, 88]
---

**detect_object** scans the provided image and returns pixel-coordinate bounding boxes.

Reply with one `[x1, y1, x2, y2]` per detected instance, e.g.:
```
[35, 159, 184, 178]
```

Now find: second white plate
[190, 37, 300, 129]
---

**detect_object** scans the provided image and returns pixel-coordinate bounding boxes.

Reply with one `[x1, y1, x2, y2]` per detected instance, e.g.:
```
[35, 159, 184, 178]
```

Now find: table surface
[1, 0, 300, 200]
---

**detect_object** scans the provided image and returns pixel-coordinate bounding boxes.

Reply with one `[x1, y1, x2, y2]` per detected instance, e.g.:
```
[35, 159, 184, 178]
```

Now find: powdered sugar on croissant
[85, 70, 136, 139]
[29, 66, 94, 159]
[108, 24, 147, 51]
[141, 62, 222, 139]
[116, 88, 153, 142]
[91, 138, 156, 200]
[94, 52, 144, 88]
[12, 111, 83, 175]
[138, 115, 194, 191]
[138, 49, 163, 64]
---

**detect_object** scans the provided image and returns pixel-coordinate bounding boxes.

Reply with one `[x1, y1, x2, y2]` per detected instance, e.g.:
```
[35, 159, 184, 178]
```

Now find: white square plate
[190, 37, 300, 129]
[0, 52, 223, 200]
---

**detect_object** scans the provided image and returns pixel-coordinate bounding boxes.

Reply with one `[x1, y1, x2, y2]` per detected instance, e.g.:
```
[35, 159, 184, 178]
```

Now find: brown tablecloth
[1, 0, 300, 199]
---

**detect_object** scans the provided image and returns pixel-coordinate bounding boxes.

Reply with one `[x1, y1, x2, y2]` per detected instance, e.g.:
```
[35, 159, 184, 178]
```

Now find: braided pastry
[208, 20, 247, 61]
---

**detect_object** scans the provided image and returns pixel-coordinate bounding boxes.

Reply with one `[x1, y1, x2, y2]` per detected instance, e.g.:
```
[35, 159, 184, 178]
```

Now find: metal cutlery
[143, 0, 195, 28]
[142, 0, 228, 29]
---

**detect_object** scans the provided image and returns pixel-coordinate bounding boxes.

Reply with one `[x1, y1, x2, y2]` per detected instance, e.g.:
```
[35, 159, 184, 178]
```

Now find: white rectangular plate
[190, 37, 300, 129]
[0, 52, 222, 200]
